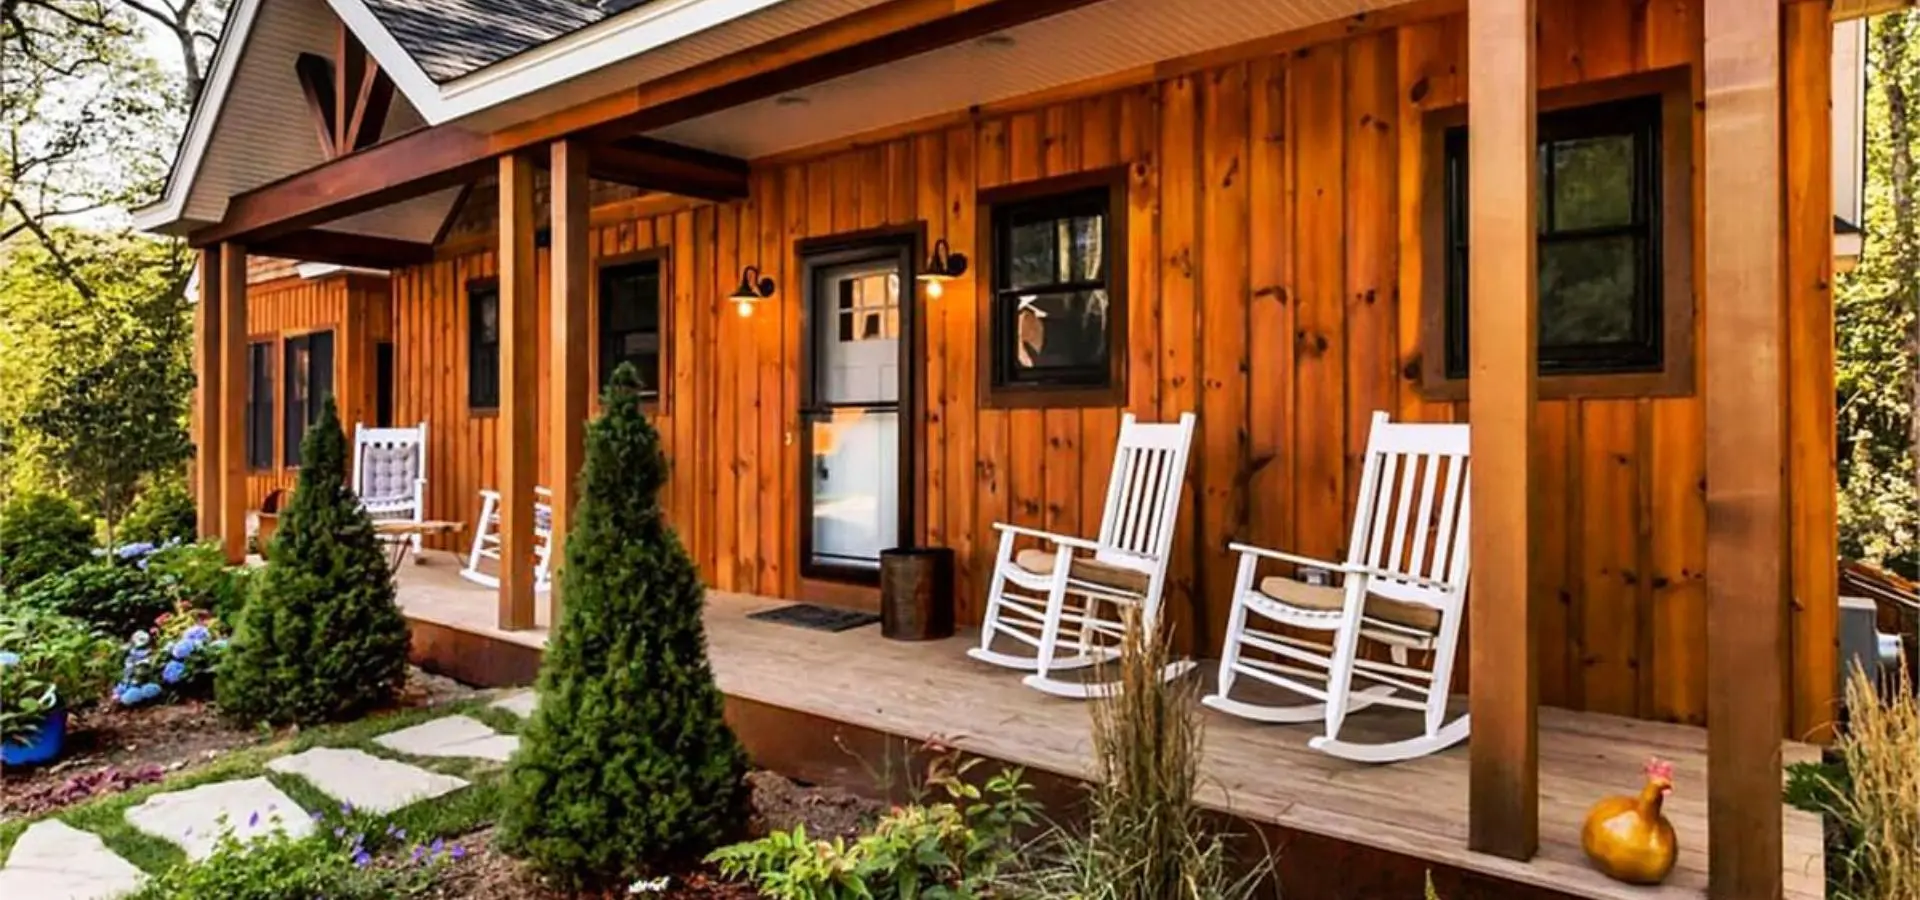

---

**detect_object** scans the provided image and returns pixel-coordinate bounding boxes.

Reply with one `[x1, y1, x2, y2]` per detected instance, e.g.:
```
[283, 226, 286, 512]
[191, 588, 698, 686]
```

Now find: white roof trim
[326, 0, 790, 125]
[132, 0, 265, 232]
[295, 262, 390, 279]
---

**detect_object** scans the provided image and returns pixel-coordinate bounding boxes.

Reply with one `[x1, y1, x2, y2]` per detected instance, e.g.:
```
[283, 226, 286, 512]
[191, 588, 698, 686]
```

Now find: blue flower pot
[2, 707, 69, 767]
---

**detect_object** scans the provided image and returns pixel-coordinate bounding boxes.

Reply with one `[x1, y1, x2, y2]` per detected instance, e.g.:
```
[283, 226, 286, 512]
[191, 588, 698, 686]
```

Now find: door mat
[747, 603, 881, 633]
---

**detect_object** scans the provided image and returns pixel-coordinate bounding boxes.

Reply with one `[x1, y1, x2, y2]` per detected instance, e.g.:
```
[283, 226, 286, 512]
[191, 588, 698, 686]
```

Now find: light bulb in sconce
[925, 277, 945, 299]
[734, 298, 755, 318]
[728, 264, 775, 319]
[916, 238, 967, 299]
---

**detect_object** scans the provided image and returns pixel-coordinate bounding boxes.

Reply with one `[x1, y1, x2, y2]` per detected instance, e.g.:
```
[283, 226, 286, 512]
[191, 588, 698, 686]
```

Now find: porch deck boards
[393, 555, 1824, 900]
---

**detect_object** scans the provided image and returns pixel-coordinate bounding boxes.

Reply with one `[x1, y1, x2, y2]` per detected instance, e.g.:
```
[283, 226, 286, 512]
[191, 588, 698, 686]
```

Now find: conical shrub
[216, 398, 410, 725]
[499, 362, 748, 888]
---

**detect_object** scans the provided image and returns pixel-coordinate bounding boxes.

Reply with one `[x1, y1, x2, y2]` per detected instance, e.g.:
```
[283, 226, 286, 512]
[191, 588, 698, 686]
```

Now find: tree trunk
[1878, 15, 1920, 522]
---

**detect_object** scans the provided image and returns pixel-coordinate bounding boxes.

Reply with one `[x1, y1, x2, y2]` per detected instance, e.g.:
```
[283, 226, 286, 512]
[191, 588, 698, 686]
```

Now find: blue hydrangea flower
[136, 683, 162, 702]
[162, 661, 187, 684]
[170, 640, 194, 661]
[115, 542, 156, 561]
[183, 625, 211, 644]
[0, 651, 18, 667]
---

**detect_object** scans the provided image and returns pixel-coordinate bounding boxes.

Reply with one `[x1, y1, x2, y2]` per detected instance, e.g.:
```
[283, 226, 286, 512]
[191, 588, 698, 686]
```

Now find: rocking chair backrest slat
[1345, 412, 1471, 610]
[1095, 413, 1198, 572]
[353, 422, 428, 501]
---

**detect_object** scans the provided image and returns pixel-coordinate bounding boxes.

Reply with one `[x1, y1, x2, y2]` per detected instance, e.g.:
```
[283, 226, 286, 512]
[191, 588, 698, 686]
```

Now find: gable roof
[360, 0, 615, 83]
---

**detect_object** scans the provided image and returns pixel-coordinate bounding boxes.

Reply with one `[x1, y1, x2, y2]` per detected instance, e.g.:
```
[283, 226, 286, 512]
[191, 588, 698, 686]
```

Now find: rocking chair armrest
[1225, 543, 1362, 574]
[991, 523, 1102, 552]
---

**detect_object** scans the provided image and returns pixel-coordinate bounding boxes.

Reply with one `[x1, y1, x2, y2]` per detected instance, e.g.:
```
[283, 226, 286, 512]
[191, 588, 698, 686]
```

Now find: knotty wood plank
[973, 117, 1011, 614]
[218, 244, 250, 563]
[496, 155, 539, 630]
[1288, 48, 1345, 564]
[734, 185, 761, 595]
[1702, 0, 1787, 894]
[1345, 33, 1397, 522]
[1039, 104, 1082, 540]
[195, 248, 223, 543]
[758, 173, 789, 594]
[672, 211, 701, 567]
[1649, 396, 1707, 725]
[1156, 75, 1201, 643]
[1577, 401, 1645, 718]
[1199, 63, 1250, 651]
[1247, 58, 1292, 560]
[942, 124, 981, 621]
[1533, 402, 1575, 710]
[549, 140, 591, 622]
[916, 132, 949, 553]
[1005, 112, 1046, 534]
[1465, 0, 1539, 860]
[1077, 95, 1122, 540]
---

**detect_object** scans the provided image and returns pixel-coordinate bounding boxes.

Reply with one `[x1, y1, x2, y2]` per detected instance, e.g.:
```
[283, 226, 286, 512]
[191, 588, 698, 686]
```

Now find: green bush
[120, 476, 197, 546]
[0, 492, 95, 592]
[147, 540, 252, 621]
[0, 605, 117, 744]
[216, 398, 410, 726]
[18, 560, 173, 639]
[710, 753, 1037, 900]
[499, 363, 750, 888]
[127, 818, 456, 900]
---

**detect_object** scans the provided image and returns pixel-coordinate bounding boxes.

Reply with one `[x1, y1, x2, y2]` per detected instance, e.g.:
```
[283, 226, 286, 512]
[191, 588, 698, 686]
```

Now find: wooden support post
[497, 154, 539, 631]
[217, 244, 250, 563]
[1465, 0, 1538, 861]
[1703, 1, 1786, 897]
[548, 139, 591, 625]
[193, 248, 224, 542]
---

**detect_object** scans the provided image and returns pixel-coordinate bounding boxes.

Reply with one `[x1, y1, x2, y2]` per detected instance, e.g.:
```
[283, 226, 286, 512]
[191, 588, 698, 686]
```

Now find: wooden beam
[334, 23, 368, 157]
[1465, 0, 1538, 861]
[548, 139, 591, 627]
[193, 247, 223, 542]
[194, 0, 1105, 246]
[585, 137, 749, 201]
[497, 154, 539, 631]
[1703, 0, 1787, 896]
[217, 244, 250, 564]
[344, 66, 394, 153]
[294, 52, 338, 158]
[250, 229, 433, 269]
[190, 126, 493, 246]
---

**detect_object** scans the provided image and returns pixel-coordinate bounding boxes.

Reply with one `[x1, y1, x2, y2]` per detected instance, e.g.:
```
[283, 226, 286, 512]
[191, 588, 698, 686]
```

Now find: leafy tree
[0, 491, 95, 591]
[119, 470, 197, 545]
[500, 363, 749, 888]
[215, 399, 410, 725]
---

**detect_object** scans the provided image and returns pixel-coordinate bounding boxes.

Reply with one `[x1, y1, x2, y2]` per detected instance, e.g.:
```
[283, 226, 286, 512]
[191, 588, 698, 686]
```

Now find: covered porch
[389, 554, 1826, 900]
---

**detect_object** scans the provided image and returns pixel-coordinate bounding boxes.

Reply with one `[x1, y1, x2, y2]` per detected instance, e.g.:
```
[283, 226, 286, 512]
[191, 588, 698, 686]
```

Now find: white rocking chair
[1203, 411, 1472, 763]
[460, 486, 554, 592]
[352, 422, 429, 564]
[966, 412, 1198, 699]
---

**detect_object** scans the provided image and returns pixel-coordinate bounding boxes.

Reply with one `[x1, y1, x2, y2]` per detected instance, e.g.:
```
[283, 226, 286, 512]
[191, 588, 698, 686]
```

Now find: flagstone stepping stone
[375, 715, 519, 763]
[267, 747, 468, 814]
[0, 820, 145, 900]
[491, 690, 536, 718]
[124, 777, 311, 861]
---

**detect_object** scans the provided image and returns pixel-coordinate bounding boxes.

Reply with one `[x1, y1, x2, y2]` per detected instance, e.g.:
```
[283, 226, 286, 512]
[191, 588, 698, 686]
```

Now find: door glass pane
[815, 262, 899, 405]
[809, 409, 898, 569]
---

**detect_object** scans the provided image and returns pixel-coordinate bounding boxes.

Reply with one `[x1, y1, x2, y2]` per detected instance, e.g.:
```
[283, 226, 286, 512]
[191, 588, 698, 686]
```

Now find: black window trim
[466, 277, 501, 412]
[245, 339, 275, 472]
[281, 329, 334, 469]
[593, 249, 670, 409]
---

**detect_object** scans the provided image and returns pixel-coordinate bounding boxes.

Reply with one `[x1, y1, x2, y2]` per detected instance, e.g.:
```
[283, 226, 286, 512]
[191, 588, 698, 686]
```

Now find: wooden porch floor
[393, 553, 1824, 900]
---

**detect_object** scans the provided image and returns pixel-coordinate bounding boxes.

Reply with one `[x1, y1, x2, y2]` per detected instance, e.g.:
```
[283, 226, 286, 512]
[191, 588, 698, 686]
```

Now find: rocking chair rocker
[1202, 411, 1472, 763]
[966, 412, 1198, 699]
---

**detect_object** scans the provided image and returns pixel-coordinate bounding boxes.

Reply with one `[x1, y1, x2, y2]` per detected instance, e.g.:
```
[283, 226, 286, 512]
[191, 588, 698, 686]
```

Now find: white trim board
[132, 0, 265, 233]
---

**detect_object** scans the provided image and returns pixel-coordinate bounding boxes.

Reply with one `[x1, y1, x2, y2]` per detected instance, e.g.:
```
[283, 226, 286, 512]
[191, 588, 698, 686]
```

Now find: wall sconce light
[915, 239, 968, 299]
[729, 265, 775, 317]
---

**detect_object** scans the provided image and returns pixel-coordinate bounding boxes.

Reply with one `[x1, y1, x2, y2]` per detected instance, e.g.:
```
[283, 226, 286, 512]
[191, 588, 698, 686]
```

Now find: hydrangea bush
[112, 602, 229, 707]
[0, 607, 116, 744]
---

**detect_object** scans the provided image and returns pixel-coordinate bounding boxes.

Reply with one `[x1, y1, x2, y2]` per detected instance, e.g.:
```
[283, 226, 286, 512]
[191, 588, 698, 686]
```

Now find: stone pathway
[0, 705, 522, 899]
[268, 748, 469, 814]
[0, 820, 145, 900]
[376, 715, 519, 763]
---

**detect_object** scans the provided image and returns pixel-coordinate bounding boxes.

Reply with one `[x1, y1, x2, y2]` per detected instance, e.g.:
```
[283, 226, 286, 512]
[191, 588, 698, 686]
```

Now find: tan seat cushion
[1256, 576, 1442, 632]
[1014, 548, 1151, 594]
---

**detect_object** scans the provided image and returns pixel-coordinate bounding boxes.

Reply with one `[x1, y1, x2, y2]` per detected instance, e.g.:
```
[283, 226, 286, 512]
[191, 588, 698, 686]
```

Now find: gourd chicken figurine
[1581, 757, 1678, 885]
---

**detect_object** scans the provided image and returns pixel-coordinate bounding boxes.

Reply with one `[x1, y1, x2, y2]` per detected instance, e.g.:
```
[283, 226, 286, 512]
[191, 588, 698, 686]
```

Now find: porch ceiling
[649, 0, 1418, 160]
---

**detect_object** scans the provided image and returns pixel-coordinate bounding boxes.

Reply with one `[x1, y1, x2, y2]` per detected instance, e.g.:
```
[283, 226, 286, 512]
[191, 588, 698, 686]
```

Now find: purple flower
[430, 838, 444, 854]
[352, 850, 372, 868]
[310, 811, 325, 822]
[339, 802, 353, 815]
[333, 826, 346, 839]
[247, 811, 260, 828]
[450, 845, 466, 860]
[411, 845, 426, 863]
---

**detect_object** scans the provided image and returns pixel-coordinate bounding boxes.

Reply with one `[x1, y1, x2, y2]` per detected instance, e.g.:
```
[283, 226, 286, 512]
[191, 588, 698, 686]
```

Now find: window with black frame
[246, 342, 273, 470]
[467, 279, 500, 410]
[1442, 93, 1664, 379]
[989, 185, 1116, 392]
[282, 330, 333, 467]
[597, 258, 663, 399]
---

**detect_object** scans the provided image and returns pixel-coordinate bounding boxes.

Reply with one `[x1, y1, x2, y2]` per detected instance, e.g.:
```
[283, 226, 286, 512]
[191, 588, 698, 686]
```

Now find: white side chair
[967, 412, 1199, 699]
[352, 422, 428, 563]
[460, 486, 554, 593]
[1203, 411, 1472, 763]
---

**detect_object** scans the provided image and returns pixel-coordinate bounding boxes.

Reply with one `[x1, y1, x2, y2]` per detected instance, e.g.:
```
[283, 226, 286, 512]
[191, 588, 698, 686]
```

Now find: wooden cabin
[149, 0, 1871, 896]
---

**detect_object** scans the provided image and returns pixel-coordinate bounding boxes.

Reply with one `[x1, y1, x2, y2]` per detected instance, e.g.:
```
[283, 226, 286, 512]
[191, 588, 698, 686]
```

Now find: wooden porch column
[217, 244, 250, 563]
[1703, 0, 1786, 896]
[548, 138, 591, 624]
[193, 247, 224, 542]
[1465, 0, 1538, 861]
[497, 154, 539, 630]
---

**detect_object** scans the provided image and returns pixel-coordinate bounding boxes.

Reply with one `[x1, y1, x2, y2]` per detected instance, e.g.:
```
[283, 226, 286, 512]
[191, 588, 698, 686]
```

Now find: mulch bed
[0, 667, 486, 820]
[421, 771, 883, 899]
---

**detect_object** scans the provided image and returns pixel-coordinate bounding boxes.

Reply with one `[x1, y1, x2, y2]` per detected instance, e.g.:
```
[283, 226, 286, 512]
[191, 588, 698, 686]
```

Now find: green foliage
[216, 399, 410, 726]
[0, 234, 194, 539]
[126, 818, 451, 900]
[0, 491, 95, 592]
[112, 601, 229, 707]
[1791, 664, 1920, 900]
[146, 540, 253, 622]
[120, 475, 197, 546]
[499, 362, 749, 888]
[18, 560, 173, 639]
[710, 754, 1038, 900]
[0, 606, 117, 744]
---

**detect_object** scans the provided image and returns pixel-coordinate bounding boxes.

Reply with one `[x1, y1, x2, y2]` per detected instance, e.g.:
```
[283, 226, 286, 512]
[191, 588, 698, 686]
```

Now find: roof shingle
[361, 0, 639, 83]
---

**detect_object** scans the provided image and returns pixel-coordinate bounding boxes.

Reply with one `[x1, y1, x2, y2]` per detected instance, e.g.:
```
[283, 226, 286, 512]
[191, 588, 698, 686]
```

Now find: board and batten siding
[383, 0, 1837, 735]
